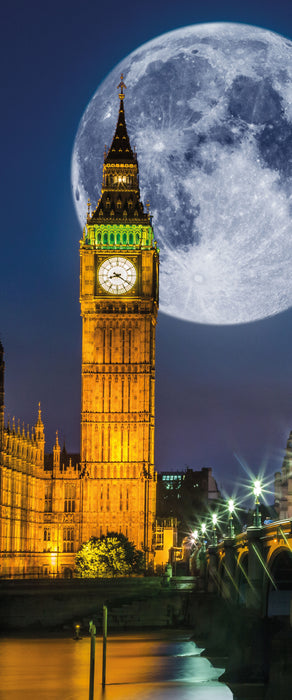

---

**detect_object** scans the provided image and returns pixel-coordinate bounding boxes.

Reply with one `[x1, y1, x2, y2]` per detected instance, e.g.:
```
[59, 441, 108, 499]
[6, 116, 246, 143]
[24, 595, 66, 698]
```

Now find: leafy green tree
[75, 532, 145, 578]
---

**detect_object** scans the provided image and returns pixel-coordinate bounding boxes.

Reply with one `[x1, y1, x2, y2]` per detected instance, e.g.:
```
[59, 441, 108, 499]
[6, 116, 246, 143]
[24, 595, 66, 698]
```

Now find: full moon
[72, 23, 292, 325]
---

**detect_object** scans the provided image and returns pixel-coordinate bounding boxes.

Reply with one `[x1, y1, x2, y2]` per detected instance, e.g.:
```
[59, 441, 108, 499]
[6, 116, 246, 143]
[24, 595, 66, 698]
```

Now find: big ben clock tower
[79, 77, 159, 558]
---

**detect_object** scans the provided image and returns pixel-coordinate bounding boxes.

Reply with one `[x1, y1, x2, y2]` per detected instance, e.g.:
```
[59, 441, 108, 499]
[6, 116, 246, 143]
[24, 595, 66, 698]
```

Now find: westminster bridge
[204, 518, 292, 616]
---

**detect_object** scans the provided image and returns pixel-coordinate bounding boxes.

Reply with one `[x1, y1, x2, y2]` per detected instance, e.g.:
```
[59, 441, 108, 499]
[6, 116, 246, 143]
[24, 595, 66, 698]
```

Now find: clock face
[98, 256, 137, 295]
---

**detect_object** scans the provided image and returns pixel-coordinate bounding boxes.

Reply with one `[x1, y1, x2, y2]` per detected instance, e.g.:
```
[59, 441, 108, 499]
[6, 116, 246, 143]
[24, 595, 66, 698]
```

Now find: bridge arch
[264, 546, 292, 617]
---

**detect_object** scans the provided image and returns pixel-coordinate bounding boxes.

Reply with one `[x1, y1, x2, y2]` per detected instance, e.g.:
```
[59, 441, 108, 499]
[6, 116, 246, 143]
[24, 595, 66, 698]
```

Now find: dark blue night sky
[1, 0, 292, 500]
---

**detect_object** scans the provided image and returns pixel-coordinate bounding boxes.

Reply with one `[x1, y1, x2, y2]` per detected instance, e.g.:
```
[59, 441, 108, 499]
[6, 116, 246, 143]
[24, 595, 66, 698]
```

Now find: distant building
[275, 430, 292, 519]
[153, 518, 178, 571]
[160, 467, 220, 498]
[156, 467, 221, 542]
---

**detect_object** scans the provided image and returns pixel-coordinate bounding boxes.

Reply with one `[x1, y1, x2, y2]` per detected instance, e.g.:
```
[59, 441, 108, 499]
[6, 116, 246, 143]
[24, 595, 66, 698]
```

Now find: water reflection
[0, 631, 233, 700]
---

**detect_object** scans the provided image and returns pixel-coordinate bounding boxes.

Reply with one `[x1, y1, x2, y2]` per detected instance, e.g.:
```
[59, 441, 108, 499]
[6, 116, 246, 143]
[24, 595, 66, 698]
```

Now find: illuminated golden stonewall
[79, 79, 159, 558]
[0, 80, 158, 577]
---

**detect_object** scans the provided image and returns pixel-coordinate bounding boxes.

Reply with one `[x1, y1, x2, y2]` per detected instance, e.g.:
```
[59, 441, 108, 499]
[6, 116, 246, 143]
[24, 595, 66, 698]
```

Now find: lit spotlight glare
[228, 498, 235, 514]
[253, 479, 262, 499]
[212, 513, 217, 526]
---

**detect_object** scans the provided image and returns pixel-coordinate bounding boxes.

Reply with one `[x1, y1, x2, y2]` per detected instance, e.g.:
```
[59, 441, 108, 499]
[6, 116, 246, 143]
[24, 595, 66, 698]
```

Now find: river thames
[0, 630, 233, 700]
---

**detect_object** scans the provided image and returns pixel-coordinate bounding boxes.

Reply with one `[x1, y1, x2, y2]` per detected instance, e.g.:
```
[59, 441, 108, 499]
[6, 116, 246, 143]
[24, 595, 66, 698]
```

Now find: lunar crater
[72, 22, 292, 325]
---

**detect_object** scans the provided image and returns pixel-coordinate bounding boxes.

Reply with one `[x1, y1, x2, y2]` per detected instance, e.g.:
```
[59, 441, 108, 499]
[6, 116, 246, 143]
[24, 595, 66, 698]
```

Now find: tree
[75, 532, 145, 578]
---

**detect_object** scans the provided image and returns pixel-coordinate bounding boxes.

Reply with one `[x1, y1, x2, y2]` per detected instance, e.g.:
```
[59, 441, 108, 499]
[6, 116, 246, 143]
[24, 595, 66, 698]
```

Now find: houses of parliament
[0, 78, 159, 578]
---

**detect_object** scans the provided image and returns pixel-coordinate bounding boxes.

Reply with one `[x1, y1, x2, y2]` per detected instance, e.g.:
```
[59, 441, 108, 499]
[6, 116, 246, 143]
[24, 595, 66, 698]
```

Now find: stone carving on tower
[79, 76, 159, 557]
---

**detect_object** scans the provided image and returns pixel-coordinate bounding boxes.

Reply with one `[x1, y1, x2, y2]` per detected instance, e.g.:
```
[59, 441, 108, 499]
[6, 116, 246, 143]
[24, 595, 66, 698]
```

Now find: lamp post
[201, 523, 207, 553]
[212, 513, 218, 546]
[198, 523, 207, 590]
[201, 522, 207, 551]
[253, 479, 262, 527]
[228, 499, 235, 538]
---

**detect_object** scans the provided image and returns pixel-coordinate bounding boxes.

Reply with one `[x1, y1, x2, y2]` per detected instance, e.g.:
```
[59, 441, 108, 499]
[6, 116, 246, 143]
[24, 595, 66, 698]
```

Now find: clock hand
[111, 271, 129, 282]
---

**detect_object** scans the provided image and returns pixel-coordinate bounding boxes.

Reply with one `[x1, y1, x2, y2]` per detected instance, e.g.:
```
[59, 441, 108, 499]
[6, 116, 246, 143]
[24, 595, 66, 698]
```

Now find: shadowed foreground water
[0, 631, 233, 700]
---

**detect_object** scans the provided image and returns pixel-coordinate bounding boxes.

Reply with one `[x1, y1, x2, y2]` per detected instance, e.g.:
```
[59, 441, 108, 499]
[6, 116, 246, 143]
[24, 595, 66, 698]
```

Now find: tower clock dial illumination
[98, 256, 136, 294]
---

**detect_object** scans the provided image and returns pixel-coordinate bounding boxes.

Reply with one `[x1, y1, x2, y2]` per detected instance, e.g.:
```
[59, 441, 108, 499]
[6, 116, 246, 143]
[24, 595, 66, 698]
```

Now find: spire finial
[87, 199, 91, 222]
[118, 74, 127, 100]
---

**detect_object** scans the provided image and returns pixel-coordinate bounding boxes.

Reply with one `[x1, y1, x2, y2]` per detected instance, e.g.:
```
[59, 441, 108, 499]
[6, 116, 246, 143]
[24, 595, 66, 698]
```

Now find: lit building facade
[0, 79, 158, 577]
[79, 76, 158, 554]
[275, 430, 292, 519]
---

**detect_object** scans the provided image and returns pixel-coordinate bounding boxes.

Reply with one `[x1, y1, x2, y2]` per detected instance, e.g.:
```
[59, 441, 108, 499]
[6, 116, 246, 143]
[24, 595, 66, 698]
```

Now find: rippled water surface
[0, 631, 233, 700]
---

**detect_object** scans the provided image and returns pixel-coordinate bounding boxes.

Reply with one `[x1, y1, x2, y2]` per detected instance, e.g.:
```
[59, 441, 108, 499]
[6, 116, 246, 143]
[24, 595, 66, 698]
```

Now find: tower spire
[104, 75, 135, 165]
[86, 77, 149, 228]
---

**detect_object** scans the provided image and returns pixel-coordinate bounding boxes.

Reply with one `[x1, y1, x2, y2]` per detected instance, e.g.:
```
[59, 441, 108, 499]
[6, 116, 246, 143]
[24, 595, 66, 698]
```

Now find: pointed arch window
[63, 527, 74, 553]
[44, 483, 52, 513]
[64, 483, 76, 513]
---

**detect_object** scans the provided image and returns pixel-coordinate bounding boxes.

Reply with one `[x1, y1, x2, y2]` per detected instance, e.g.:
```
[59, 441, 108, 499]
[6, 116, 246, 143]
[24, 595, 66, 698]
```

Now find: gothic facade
[0, 79, 158, 577]
[79, 77, 158, 555]
[275, 430, 292, 519]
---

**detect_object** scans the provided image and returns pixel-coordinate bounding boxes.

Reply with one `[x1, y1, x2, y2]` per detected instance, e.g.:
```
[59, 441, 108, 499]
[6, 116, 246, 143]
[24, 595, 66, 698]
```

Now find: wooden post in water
[89, 620, 96, 700]
[102, 605, 108, 688]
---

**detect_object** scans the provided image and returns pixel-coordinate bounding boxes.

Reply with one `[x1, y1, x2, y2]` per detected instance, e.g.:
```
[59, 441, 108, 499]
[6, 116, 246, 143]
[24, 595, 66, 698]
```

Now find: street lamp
[201, 523, 207, 552]
[212, 513, 218, 546]
[253, 479, 262, 528]
[228, 499, 235, 538]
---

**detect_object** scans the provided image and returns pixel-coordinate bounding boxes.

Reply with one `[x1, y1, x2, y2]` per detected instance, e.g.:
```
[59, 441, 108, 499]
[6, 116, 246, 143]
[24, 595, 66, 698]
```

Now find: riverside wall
[0, 577, 190, 632]
[1, 577, 291, 698]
